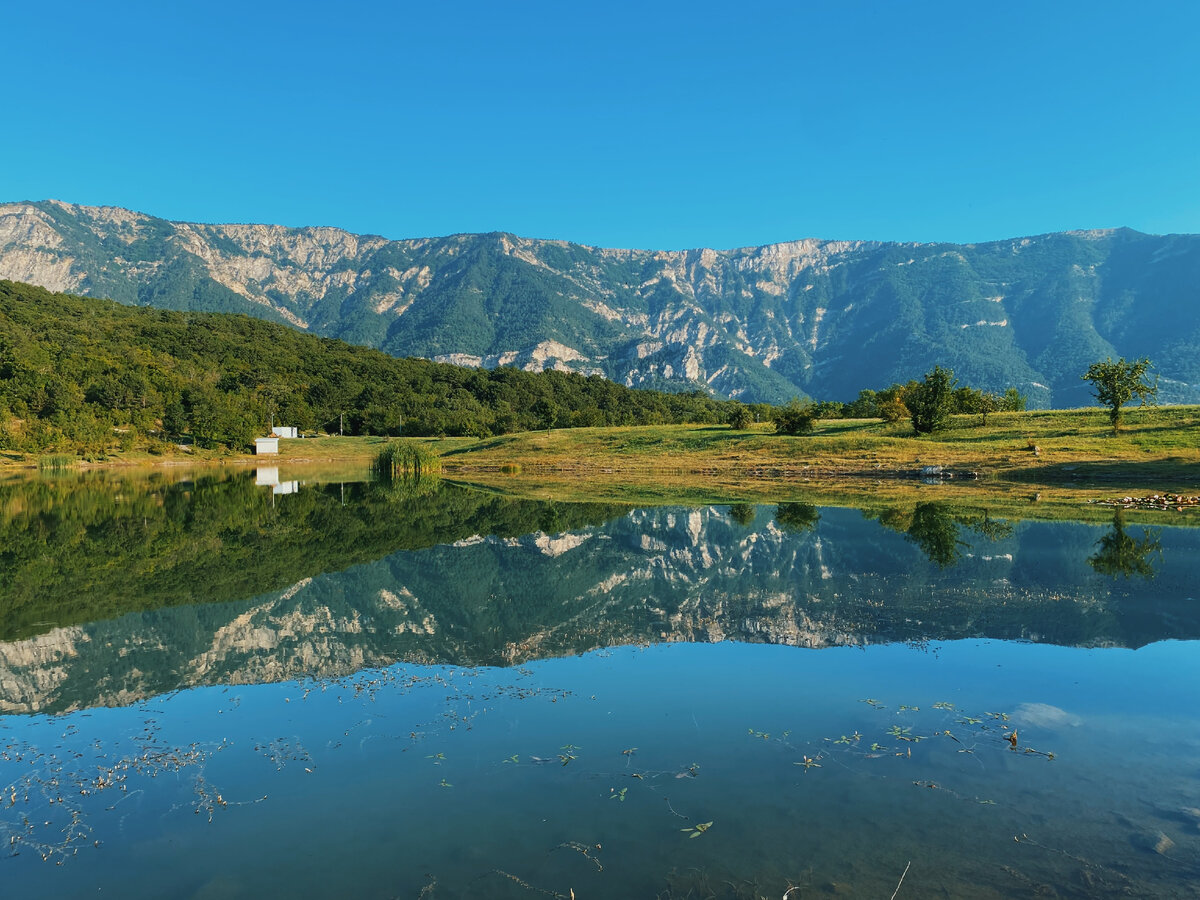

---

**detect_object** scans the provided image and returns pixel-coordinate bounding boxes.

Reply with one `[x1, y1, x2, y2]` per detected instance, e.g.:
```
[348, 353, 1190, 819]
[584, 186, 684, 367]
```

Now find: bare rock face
[3, 200, 1200, 405]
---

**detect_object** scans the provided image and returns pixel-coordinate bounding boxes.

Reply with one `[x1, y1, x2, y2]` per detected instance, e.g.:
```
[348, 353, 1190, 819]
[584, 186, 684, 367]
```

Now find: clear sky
[3, 1, 1198, 250]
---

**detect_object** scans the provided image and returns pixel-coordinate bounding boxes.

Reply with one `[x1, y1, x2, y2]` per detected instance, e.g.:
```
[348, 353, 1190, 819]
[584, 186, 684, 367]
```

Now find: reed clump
[371, 441, 443, 479]
[37, 455, 74, 472]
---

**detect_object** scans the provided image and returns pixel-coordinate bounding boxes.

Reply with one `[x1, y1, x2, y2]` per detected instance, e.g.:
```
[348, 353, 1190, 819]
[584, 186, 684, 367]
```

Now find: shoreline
[3, 409, 1198, 500]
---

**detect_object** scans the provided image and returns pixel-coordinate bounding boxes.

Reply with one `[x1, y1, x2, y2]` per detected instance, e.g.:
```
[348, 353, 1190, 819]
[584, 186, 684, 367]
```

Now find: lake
[1, 470, 1199, 898]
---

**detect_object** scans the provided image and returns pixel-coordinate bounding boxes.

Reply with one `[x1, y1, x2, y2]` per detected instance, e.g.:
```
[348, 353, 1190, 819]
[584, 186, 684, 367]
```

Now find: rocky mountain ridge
[3, 200, 1199, 404]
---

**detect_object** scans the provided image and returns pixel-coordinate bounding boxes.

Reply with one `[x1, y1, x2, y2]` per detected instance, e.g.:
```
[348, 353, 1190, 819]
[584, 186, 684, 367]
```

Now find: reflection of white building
[254, 467, 299, 495]
[256, 467, 280, 486]
[254, 437, 279, 455]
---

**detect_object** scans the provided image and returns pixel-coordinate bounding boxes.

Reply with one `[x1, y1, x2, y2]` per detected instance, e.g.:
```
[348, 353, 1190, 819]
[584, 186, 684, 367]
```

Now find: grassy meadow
[438, 405, 1200, 479]
[4, 405, 1198, 523]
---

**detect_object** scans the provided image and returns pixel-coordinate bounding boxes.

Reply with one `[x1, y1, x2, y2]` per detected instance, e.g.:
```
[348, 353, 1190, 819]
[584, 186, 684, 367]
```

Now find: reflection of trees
[906, 503, 967, 568]
[874, 502, 1015, 569]
[1088, 510, 1162, 579]
[775, 503, 819, 533]
[728, 504, 756, 527]
[369, 471, 442, 500]
[0, 474, 631, 641]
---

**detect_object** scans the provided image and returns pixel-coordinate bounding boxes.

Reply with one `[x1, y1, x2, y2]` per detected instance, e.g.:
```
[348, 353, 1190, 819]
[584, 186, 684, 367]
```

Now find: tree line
[731, 366, 1029, 436]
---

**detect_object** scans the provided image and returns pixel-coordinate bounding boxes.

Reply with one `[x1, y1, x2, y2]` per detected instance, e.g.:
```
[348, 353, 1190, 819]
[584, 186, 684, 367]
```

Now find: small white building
[271, 426, 298, 439]
[254, 437, 279, 455]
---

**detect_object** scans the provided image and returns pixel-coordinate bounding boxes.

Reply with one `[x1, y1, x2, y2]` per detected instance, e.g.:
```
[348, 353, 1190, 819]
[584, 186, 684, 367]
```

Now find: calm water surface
[1, 472, 1198, 898]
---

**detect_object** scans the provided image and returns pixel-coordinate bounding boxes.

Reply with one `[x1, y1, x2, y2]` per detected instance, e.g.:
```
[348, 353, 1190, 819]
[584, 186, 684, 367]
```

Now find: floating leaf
[681, 821, 714, 838]
[610, 788, 628, 802]
[933, 702, 956, 710]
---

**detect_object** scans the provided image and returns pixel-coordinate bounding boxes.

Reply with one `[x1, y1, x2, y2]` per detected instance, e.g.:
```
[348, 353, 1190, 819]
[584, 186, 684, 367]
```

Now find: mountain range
[2, 199, 1199, 405]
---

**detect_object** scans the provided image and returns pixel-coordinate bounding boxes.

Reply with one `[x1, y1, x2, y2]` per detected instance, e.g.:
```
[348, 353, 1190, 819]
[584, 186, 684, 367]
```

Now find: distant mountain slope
[3, 199, 1199, 405]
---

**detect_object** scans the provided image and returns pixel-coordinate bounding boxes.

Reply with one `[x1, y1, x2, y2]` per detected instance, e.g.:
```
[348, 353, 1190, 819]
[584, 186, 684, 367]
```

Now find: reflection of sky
[5, 638, 1199, 898]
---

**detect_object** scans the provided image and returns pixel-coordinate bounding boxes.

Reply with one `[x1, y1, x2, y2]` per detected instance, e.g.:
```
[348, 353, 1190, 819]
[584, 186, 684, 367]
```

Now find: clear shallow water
[2, 473, 1199, 898]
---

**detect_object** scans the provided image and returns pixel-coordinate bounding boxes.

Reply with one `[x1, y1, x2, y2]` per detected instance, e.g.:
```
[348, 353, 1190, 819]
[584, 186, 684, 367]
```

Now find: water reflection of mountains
[1, 476, 1198, 714]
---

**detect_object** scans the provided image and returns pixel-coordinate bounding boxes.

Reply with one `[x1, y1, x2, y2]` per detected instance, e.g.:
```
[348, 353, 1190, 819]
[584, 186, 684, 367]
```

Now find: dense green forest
[0, 280, 743, 455]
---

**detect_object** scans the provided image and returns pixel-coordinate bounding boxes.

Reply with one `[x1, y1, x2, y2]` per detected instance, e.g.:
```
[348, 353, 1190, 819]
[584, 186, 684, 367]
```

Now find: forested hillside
[0, 280, 738, 455]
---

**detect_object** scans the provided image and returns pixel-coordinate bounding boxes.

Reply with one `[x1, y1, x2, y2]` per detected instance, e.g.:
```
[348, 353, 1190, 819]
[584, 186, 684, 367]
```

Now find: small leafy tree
[810, 400, 846, 419]
[908, 366, 957, 434]
[727, 403, 753, 430]
[845, 389, 878, 419]
[773, 399, 817, 435]
[1082, 357, 1157, 432]
[951, 388, 1005, 426]
[1001, 387, 1027, 412]
[877, 395, 909, 423]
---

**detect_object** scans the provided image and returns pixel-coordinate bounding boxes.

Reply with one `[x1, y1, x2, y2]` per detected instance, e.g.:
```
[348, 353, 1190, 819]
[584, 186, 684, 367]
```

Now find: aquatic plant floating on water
[681, 821, 713, 838]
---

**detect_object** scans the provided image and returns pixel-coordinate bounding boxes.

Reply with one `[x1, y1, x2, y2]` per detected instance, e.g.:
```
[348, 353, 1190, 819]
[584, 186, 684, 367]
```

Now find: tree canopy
[907, 365, 957, 434]
[1082, 357, 1157, 431]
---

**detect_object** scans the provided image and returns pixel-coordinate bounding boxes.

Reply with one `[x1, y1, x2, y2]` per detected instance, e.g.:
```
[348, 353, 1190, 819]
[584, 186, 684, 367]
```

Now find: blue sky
[4, 1, 1198, 249]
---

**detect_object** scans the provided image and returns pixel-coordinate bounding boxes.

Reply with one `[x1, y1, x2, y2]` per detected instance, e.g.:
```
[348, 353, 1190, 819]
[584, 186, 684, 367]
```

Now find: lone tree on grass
[1081, 357, 1157, 432]
[774, 399, 818, 435]
[727, 402, 754, 430]
[908, 365, 957, 434]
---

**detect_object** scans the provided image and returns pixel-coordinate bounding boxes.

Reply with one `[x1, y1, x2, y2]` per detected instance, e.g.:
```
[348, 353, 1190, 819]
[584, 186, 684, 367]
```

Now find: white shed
[271, 426, 298, 439]
[254, 437, 279, 455]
